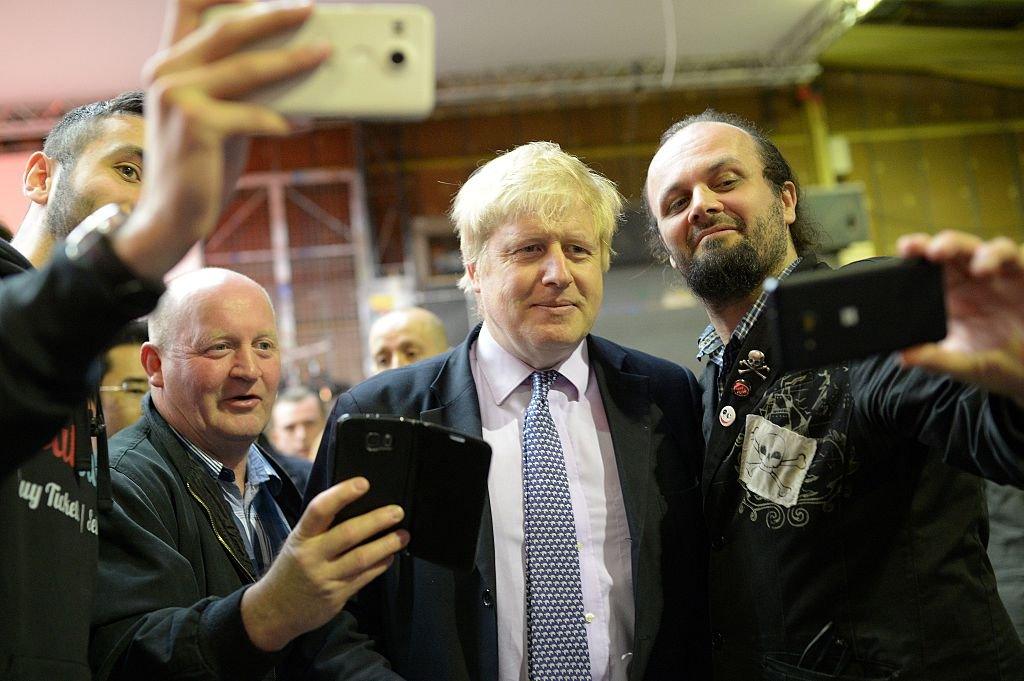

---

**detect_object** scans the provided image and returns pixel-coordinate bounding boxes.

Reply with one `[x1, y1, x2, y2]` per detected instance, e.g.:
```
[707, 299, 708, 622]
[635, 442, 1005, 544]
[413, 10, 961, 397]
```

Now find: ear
[780, 180, 797, 226]
[22, 152, 57, 206]
[466, 261, 482, 294]
[140, 343, 164, 388]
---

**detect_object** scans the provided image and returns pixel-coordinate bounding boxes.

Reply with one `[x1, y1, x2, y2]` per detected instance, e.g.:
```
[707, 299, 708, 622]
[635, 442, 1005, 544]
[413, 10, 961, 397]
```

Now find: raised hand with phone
[897, 230, 1024, 408]
[89, 3, 412, 681]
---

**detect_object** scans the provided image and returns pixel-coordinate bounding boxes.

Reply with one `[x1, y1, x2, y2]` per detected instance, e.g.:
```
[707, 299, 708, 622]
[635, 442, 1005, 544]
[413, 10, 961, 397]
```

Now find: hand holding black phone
[765, 257, 947, 373]
[331, 414, 491, 572]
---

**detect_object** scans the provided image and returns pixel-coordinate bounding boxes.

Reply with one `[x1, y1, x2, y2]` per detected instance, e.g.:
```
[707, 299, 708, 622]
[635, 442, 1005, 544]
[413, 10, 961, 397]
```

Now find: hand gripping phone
[331, 414, 492, 571]
[203, 4, 435, 119]
[765, 258, 947, 373]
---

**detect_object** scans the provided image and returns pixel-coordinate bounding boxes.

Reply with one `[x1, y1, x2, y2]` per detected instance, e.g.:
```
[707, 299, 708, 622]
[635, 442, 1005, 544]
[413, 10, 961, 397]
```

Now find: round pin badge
[719, 405, 736, 427]
[731, 379, 751, 398]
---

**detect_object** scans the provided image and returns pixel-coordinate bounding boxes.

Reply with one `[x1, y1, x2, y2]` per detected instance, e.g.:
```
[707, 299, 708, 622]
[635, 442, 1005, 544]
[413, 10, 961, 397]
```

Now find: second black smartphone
[765, 257, 947, 373]
[330, 414, 492, 572]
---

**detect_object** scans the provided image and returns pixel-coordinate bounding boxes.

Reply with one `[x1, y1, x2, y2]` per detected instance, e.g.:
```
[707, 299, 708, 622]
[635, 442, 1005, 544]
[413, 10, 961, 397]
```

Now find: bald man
[368, 307, 449, 374]
[91, 268, 405, 680]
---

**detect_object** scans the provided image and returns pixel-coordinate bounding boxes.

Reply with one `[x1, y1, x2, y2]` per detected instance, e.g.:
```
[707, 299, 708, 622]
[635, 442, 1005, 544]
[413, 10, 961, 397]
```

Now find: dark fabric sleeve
[290, 387, 404, 679]
[851, 354, 1024, 488]
[92, 449, 400, 680]
[305, 391, 363, 505]
[302, 391, 400, 677]
[279, 609, 403, 681]
[90, 462, 284, 680]
[0, 249, 161, 470]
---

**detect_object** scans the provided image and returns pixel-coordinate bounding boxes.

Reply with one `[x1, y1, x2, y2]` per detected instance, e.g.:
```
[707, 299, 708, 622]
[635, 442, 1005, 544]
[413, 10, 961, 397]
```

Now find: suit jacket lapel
[418, 325, 497, 681]
[418, 326, 494, 588]
[588, 336, 652, 584]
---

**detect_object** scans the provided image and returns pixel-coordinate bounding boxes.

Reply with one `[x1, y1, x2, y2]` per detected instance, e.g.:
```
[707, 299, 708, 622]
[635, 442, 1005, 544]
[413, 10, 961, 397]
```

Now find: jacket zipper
[186, 481, 257, 584]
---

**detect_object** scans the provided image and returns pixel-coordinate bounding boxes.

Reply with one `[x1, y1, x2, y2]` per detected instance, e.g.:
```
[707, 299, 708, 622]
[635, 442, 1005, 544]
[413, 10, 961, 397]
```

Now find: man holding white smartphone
[1, 1, 407, 679]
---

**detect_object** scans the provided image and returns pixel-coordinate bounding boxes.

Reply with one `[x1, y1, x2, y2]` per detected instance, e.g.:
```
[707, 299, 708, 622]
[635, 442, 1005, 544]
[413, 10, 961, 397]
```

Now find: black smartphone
[764, 258, 947, 373]
[331, 414, 492, 571]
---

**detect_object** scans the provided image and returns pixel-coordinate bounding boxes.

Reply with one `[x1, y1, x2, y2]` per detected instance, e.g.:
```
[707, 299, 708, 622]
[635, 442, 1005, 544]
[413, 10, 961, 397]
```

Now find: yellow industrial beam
[822, 24, 1024, 90]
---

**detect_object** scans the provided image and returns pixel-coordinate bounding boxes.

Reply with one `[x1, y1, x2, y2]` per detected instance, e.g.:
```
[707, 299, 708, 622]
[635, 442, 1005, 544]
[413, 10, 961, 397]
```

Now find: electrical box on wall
[801, 182, 870, 253]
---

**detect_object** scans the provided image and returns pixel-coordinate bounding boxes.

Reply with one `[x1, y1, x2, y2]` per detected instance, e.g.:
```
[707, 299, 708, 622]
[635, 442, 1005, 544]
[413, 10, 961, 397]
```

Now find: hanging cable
[661, 0, 678, 88]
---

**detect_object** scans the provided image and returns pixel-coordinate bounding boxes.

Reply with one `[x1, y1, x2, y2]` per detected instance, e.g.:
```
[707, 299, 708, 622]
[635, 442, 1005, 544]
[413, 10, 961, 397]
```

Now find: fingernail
[352, 477, 369, 492]
[390, 505, 405, 521]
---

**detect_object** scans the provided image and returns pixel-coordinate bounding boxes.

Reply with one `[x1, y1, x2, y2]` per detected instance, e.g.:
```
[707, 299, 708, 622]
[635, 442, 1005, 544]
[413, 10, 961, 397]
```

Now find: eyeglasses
[99, 378, 149, 395]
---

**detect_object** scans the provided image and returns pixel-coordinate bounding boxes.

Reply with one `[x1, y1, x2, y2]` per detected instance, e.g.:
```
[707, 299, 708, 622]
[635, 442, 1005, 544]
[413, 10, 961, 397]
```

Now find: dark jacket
[306, 326, 711, 681]
[90, 397, 398, 680]
[986, 480, 1024, 639]
[701, 255, 1024, 681]
[0, 239, 160, 680]
[258, 433, 313, 494]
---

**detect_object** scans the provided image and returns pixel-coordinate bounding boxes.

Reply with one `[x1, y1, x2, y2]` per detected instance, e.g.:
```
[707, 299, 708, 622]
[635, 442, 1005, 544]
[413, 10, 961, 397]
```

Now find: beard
[43, 179, 95, 240]
[674, 201, 789, 308]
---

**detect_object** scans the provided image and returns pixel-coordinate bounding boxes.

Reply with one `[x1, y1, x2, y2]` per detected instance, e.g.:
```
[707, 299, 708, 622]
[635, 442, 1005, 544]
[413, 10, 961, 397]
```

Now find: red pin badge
[732, 379, 751, 398]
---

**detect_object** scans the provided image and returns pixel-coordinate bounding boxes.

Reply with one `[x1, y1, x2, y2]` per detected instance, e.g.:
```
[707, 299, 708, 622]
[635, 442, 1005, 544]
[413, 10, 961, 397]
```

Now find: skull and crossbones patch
[738, 414, 817, 508]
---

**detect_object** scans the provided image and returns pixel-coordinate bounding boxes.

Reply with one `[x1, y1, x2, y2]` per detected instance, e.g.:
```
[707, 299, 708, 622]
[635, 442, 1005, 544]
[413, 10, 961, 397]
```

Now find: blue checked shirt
[696, 257, 802, 397]
[174, 431, 292, 576]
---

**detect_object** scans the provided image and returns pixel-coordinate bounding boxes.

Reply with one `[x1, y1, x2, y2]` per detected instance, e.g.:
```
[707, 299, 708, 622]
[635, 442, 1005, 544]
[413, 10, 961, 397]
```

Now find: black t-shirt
[0, 240, 98, 680]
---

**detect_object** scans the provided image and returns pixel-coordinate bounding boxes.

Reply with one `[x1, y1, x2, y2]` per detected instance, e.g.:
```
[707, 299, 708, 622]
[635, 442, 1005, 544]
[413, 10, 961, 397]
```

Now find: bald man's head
[142, 268, 280, 461]
[148, 268, 276, 349]
[368, 307, 448, 374]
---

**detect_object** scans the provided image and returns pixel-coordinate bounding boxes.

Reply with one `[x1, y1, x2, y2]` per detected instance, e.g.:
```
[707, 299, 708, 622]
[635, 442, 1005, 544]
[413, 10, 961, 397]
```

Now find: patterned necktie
[522, 370, 591, 680]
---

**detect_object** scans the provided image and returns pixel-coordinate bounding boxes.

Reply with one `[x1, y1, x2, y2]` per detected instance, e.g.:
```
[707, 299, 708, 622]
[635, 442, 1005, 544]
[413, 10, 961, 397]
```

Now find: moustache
[690, 216, 744, 247]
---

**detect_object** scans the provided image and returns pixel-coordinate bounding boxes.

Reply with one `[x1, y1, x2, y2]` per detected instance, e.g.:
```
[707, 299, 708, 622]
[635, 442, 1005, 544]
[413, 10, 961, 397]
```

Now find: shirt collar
[171, 426, 280, 491]
[696, 256, 804, 366]
[474, 322, 590, 405]
[246, 446, 281, 494]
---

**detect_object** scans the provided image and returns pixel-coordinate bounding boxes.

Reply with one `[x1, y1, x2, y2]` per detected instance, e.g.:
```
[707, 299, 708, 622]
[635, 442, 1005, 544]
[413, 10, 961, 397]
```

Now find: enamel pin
[738, 349, 770, 380]
[731, 379, 751, 398]
[719, 405, 737, 427]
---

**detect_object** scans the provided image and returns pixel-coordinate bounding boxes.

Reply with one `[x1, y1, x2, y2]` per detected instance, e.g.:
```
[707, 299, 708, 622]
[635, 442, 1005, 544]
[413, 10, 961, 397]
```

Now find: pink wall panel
[0, 151, 32, 234]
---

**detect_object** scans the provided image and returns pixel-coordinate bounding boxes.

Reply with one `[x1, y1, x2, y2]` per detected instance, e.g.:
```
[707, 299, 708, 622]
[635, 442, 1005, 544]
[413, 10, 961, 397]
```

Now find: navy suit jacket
[306, 326, 710, 681]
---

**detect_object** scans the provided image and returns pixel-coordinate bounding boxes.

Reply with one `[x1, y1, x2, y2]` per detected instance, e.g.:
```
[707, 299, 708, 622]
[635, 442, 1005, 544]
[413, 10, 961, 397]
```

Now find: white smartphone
[203, 3, 435, 119]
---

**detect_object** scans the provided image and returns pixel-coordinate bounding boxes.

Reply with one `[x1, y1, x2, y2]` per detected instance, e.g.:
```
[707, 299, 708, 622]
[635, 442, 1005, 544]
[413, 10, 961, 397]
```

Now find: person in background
[368, 306, 449, 374]
[99, 319, 149, 436]
[268, 384, 327, 462]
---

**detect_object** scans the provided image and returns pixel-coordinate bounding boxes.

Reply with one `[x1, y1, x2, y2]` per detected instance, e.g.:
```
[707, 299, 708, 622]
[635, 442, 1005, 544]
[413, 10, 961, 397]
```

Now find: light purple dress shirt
[469, 324, 635, 681]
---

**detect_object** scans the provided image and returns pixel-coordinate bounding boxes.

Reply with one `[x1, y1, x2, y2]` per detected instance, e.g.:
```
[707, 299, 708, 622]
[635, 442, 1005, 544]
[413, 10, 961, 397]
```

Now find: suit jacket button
[482, 589, 494, 607]
[711, 536, 728, 550]
[711, 631, 724, 650]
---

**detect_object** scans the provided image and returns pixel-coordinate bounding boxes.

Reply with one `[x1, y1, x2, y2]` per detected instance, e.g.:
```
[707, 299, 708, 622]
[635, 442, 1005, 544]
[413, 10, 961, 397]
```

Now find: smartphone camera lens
[390, 50, 406, 66]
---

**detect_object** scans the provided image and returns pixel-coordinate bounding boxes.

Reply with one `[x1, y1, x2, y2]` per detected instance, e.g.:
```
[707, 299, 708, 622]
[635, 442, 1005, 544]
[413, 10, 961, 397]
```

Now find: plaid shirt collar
[696, 257, 803, 368]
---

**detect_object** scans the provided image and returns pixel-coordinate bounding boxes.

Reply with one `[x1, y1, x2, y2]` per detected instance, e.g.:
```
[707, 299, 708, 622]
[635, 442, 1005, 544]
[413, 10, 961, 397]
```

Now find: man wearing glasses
[98, 320, 149, 436]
